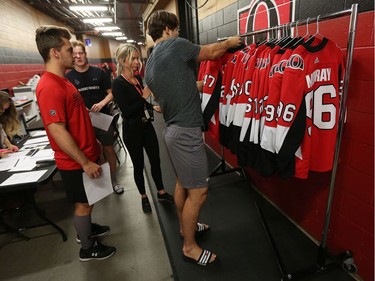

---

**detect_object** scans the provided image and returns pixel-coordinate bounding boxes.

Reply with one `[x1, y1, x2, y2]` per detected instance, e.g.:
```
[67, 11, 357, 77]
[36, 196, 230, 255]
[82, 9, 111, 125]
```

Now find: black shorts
[59, 169, 88, 203]
[94, 124, 115, 146]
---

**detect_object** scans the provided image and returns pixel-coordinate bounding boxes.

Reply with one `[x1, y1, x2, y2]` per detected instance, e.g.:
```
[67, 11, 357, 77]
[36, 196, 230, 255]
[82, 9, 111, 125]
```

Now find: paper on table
[83, 162, 113, 205]
[0, 151, 29, 171]
[23, 136, 49, 146]
[32, 148, 54, 160]
[89, 112, 114, 132]
[21, 143, 48, 150]
[0, 170, 47, 186]
[30, 130, 47, 137]
[8, 157, 37, 172]
[8, 149, 54, 172]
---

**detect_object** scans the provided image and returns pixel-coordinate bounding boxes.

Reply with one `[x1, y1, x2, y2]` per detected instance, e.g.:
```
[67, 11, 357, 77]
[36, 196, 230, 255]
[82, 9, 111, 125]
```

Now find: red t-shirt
[36, 71, 99, 170]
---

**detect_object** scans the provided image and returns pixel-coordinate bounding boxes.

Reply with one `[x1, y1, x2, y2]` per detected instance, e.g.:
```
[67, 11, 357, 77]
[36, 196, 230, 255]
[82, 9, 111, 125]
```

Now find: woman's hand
[0, 151, 10, 158]
[9, 144, 19, 152]
[153, 105, 162, 113]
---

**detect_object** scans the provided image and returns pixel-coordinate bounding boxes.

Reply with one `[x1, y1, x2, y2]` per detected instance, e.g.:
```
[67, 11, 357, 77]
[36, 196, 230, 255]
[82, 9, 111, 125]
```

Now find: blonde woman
[112, 44, 173, 214]
[0, 91, 20, 157]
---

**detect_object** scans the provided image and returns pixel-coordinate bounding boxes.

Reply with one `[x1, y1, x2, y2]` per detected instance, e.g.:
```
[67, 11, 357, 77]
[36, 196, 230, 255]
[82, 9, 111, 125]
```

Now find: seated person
[0, 91, 20, 158]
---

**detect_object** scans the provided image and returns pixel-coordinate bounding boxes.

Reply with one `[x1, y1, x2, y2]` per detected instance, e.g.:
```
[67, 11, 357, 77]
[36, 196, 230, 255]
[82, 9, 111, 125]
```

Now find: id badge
[144, 109, 150, 119]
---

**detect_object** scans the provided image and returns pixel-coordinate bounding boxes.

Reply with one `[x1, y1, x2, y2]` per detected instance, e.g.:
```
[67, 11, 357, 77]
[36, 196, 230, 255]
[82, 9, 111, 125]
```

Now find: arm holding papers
[46, 122, 101, 179]
[83, 163, 113, 205]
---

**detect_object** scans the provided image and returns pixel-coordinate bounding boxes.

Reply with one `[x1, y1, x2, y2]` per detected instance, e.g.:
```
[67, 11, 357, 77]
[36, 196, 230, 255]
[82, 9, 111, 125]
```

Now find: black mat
[145, 114, 356, 281]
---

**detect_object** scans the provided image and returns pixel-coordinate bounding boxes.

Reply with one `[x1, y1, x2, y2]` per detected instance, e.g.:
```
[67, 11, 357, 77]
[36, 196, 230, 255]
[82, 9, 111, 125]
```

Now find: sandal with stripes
[182, 249, 217, 266]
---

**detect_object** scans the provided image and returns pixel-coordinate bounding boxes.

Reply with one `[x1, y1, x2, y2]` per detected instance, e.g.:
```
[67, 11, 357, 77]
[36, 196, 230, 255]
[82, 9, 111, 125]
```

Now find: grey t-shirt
[145, 37, 203, 128]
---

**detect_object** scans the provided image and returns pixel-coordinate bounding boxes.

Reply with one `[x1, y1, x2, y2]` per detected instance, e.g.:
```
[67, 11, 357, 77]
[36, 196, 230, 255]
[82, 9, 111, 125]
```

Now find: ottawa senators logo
[238, 0, 294, 44]
[269, 59, 289, 77]
[286, 54, 304, 70]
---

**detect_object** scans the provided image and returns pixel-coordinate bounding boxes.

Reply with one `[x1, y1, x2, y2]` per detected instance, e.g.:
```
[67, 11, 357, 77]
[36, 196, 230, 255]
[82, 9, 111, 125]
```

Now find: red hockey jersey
[275, 37, 345, 178]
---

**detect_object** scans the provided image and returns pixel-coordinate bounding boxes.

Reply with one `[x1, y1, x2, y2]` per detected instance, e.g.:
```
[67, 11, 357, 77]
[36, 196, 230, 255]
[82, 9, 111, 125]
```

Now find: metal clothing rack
[216, 3, 359, 280]
[210, 145, 243, 177]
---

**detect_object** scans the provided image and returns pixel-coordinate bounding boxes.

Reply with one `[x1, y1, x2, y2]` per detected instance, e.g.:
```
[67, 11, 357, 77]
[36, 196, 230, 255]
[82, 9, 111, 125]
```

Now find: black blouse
[112, 75, 152, 121]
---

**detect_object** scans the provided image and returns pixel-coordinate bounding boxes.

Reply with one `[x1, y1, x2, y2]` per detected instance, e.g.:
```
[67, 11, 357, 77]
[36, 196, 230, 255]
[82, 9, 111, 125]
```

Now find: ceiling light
[126, 39, 135, 43]
[82, 18, 113, 24]
[116, 37, 128, 40]
[95, 26, 120, 31]
[69, 5, 108, 12]
[102, 32, 123, 36]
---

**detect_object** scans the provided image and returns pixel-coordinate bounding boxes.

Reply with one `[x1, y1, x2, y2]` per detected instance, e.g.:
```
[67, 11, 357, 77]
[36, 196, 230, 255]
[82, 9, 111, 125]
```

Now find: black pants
[122, 120, 164, 195]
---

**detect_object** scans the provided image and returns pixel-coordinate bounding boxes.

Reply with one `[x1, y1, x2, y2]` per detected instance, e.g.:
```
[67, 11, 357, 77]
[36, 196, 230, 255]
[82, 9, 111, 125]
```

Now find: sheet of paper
[89, 112, 114, 132]
[21, 143, 48, 150]
[0, 151, 29, 171]
[83, 163, 113, 205]
[32, 148, 54, 160]
[0, 170, 47, 186]
[8, 157, 37, 172]
[30, 130, 47, 137]
[23, 136, 49, 146]
[8, 149, 54, 172]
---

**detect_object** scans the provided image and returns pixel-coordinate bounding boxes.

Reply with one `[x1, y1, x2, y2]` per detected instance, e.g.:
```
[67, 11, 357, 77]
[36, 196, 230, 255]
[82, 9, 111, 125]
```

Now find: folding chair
[110, 105, 127, 164]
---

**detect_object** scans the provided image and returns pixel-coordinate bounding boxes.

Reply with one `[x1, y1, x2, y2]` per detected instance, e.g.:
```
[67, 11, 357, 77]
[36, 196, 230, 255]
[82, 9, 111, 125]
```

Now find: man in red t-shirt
[35, 25, 116, 261]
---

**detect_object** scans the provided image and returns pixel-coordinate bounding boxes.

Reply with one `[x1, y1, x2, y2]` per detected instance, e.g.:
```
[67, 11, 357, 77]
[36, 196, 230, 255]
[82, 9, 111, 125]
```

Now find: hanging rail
[218, 5, 355, 41]
[217, 3, 359, 280]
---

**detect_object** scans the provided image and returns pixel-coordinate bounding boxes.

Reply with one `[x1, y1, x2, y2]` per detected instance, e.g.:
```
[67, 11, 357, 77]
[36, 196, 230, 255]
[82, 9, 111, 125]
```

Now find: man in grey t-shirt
[145, 10, 241, 266]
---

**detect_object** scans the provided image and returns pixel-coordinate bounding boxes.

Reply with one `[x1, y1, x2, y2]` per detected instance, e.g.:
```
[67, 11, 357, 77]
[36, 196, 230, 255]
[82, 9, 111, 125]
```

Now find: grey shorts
[164, 125, 209, 188]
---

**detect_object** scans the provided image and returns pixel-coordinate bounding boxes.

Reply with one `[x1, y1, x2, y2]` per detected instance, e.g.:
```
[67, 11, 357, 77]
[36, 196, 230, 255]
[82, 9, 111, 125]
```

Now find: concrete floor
[0, 148, 174, 281]
[0, 114, 360, 281]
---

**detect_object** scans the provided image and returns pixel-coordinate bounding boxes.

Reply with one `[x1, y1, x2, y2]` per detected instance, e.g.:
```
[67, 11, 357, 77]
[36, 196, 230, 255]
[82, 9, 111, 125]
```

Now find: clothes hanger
[256, 26, 274, 46]
[304, 15, 323, 45]
[278, 22, 295, 47]
[293, 17, 310, 47]
[282, 20, 303, 49]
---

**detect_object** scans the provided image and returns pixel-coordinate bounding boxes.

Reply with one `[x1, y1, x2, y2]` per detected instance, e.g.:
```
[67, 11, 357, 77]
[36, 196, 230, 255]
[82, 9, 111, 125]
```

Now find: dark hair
[147, 10, 179, 42]
[35, 25, 72, 62]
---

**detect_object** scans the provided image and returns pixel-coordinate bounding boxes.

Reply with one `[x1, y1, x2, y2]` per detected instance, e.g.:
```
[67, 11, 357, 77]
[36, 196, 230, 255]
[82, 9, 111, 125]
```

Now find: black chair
[109, 103, 127, 164]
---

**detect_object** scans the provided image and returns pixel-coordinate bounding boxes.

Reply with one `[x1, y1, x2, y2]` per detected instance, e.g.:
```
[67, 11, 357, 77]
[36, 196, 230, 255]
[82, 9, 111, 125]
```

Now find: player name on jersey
[199, 37, 345, 179]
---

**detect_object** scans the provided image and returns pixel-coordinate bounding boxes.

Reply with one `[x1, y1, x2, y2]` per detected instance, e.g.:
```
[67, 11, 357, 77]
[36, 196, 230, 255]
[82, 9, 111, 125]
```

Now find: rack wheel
[343, 262, 358, 273]
[341, 251, 358, 273]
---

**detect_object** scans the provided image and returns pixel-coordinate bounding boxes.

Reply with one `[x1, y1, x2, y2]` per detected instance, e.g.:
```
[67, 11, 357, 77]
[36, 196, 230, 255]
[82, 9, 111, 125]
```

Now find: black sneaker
[79, 240, 116, 261]
[142, 197, 152, 214]
[157, 192, 174, 203]
[76, 223, 110, 243]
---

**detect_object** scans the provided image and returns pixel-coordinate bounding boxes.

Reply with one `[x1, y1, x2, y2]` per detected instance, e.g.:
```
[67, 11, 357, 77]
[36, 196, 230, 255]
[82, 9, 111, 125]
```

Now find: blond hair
[0, 91, 20, 137]
[115, 44, 142, 75]
[71, 40, 86, 52]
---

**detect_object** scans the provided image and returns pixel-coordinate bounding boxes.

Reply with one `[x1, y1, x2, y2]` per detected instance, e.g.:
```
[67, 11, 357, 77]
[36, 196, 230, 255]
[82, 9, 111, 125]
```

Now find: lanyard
[121, 74, 143, 96]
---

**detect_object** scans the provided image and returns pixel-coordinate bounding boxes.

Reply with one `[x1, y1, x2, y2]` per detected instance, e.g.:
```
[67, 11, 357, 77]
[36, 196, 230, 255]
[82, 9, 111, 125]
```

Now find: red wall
[0, 62, 116, 95]
[0, 64, 44, 93]
[206, 11, 374, 281]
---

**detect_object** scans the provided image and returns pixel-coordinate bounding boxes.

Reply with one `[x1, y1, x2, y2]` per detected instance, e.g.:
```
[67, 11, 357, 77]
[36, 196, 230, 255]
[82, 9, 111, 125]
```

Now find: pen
[14, 159, 19, 167]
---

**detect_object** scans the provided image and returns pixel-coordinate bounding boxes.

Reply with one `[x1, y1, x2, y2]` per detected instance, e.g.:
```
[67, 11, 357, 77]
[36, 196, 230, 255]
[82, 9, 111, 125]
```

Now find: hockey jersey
[275, 37, 345, 178]
[201, 57, 228, 142]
